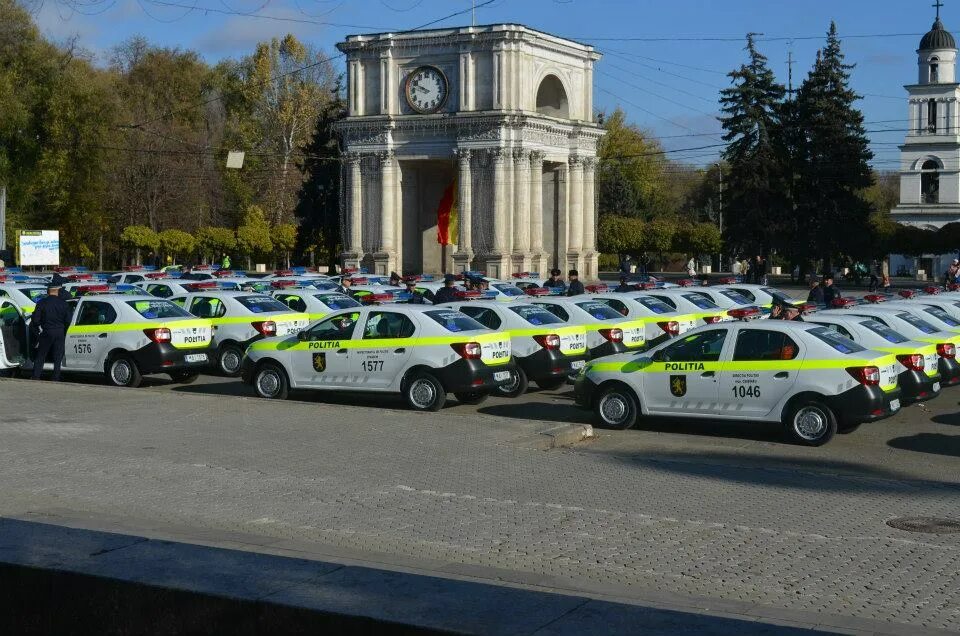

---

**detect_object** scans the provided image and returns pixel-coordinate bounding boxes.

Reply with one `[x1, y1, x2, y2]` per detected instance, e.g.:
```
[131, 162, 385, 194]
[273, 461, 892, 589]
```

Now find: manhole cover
[887, 516, 960, 534]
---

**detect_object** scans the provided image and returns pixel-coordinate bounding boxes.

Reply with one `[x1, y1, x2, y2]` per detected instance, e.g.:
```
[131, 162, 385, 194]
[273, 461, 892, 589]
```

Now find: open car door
[0, 298, 28, 369]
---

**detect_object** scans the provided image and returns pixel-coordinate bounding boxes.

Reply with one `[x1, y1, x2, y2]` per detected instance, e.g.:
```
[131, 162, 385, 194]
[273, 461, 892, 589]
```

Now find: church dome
[920, 18, 956, 50]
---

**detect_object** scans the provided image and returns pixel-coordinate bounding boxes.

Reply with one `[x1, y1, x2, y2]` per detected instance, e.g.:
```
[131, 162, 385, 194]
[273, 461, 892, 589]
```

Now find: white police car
[172, 290, 310, 376]
[0, 282, 47, 317]
[448, 300, 588, 396]
[241, 305, 515, 411]
[575, 317, 902, 445]
[680, 287, 760, 314]
[271, 287, 362, 321]
[713, 284, 802, 309]
[590, 292, 696, 346]
[2, 294, 215, 386]
[631, 288, 727, 325]
[529, 292, 643, 356]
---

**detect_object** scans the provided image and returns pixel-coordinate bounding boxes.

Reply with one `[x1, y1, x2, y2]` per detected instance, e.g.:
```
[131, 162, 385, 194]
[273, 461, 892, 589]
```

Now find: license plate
[494, 371, 510, 381]
[571, 360, 586, 370]
[185, 353, 208, 363]
[889, 399, 900, 412]
[933, 382, 941, 392]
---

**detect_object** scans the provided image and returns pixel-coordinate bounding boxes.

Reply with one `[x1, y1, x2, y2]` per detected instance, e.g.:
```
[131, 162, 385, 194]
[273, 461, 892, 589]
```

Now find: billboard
[19, 230, 60, 266]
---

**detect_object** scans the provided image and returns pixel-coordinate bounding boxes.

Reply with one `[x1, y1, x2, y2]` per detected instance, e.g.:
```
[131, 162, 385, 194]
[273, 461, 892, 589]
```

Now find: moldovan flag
[436, 178, 458, 246]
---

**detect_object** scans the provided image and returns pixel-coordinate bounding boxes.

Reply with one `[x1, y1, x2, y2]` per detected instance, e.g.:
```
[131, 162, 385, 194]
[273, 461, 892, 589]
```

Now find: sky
[21, 0, 951, 168]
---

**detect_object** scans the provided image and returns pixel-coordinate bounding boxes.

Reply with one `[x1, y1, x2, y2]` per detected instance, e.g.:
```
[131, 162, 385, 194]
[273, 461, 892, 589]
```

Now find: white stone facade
[334, 24, 604, 278]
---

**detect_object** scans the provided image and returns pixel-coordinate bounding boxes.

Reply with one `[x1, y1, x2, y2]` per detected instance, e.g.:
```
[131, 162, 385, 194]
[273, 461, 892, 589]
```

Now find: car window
[508, 304, 565, 326]
[236, 295, 289, 313]
[190, 296, 226, 318]
[923, 306, 960, 327]
[126, 299, 193, 319]
[857, 319, 909, 344]
[0, 301, 22, 326]
[75, 301, 117, 326]
[728, 288, 756, 302]
[492, 283, 523, 297]
[634, 296, 673, 314]
[809, 321, 854, 339]
[658, 329, 727, 362]
[128, 275, 145, 283]
[363, 311, 417, 339]
[107, 274, 121, 284]
[170, 296, 186, 308]
[850, 313, 889, 328]
[647, 294, 677, 310]
[806, 326, 867, 354]
[314, 293, 360, 310]
[277, 294, 307, 313]
[761, 287, 792, 304]
[148, 284, 172, 298]
[895, 312, 938, 334]
[682, 293, 720, 310]
[574, 301, 622, 321]
[602, 298, 630, 316]
[720, 290, 753, 305]
[424, 310, 486, 332]
[536, 303, 569, 321]
[459, 306, 502, 330]
[19, 288, 47, 303]
[733, 329, 800, 361]
[306, 312, 361, 341]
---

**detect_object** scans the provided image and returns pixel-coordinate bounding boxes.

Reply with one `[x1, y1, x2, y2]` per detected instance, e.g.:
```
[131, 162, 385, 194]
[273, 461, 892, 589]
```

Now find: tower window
[921, 160, 940, 204]
[931, 56, 940, 83]
[928, 99, 938, 133]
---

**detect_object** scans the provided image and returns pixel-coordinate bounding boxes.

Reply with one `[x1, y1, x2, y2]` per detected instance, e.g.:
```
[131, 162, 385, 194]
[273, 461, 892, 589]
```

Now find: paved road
[2, 372, 959, 632]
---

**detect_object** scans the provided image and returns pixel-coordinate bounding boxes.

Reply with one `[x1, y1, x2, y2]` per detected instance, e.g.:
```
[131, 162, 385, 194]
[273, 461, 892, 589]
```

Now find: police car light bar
[54, 266, 77, 273]
[638, 282, 657, 290]
[727, 307, 761, 320]
[184, 281, 219, 290]
[122, 265, 146, 271]
[359, 293, 395, 304]
[270, 280, 298, 289]
[923, 286, 941, 295]
[145, 272, 167, 279]
[586, 284, 609, 293]
[341, 267, 358, 274]
[76, 284, 110, 294]
[512, 272, 540, 278]
[481, 290, 499, 299]
[863, 294, 887, 304]
[795, 302, 819, 313]
[453, 290, 483, 299]
[718, 277, 737, 285]
[273, 270, 295, 277]
[0, 267, 24, 273]
[949, 283, 960, 292]
[831, 298, 859, 308]
[898, 290, 918, 299]
[523, 287, 551, 296]
[67, 273, 93, 281]
[677, 279, 695, 287]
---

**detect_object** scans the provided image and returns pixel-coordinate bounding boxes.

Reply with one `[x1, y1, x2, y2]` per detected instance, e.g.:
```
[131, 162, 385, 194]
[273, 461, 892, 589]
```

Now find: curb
[535, 423, 595, 449]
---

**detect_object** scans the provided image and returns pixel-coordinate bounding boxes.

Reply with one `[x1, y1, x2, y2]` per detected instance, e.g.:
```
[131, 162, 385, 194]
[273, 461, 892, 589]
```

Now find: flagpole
[441, 244, 447, 275]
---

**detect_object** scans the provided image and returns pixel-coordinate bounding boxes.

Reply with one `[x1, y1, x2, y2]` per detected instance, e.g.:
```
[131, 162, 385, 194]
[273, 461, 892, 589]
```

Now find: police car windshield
[20, 287, 47, 302]
[425, 310, 486, 333]
[857, 319, 909, 344]
[762, 287, 793, 304]
[806, 326, 867, 354]
[493, 283, 524, 296]
[923, 306, 960, 327]
[314, 293, 360, 309]
[896, 312, 939, 334]
[681, 293, 720, 310]
[633, 296, 673, 314]
[575, 301, 623, 320]
[720, 290, 753, 305]
[509, 304, 565, 325]
[126, 299, 193, 319]
[236, 295, 290, 313]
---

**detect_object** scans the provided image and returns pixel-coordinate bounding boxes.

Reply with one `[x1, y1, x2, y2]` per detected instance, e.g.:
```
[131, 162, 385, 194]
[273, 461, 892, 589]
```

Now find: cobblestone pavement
[1, 377, 958, 632]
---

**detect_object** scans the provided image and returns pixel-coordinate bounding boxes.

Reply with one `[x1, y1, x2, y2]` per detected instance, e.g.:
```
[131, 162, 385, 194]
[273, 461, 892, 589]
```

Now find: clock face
[405, 66, 448, 114]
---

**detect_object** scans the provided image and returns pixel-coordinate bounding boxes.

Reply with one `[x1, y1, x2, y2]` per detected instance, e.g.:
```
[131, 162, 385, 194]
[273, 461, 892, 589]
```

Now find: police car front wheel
[253, 363, 289, 400]
[784, 399, 837, 446]
[405, 371, 446, 411]
[595, 384, 639, 430]
[107, 355, 143, 388]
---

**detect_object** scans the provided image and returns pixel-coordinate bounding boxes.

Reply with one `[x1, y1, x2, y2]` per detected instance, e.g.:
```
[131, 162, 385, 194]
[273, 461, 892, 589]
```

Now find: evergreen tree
[718, 34, 789, 257]
[794, 22, 874, 266]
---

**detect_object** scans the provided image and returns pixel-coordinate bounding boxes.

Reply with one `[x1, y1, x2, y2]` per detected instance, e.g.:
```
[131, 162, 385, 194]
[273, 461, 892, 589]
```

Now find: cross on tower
[934, 0, 944, 20]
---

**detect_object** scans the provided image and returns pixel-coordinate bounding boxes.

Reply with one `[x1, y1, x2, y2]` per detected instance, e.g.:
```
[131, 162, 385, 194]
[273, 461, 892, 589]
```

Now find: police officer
[432, 274, 460, 304]
[389, 271, 402, 287]
[807, 278, 825, 305]
[614, 275, 634, 293]
[30, 284, 71, 381]
[543, 268, 565, 291]
[403, 277, 426, 304]
[821, 274, 841, 306]
[337, 276, 354, 295]
[566, 269, 585, 297]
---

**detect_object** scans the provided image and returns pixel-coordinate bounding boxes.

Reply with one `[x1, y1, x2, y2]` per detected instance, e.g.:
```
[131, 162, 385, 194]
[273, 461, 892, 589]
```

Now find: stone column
[584, 64, 593, 122]
[582, 157, 598, 279]
[374, 150, 396, 275]
[380, 52, 393, 115]
[529, 151, 547, 274]
[485, 148, 511, 279]
[492, 48, 502, 110]
[343, 153, 363, 269]
[512, 149, 531, 271]
[565, 155, 584, 274]
[453, 149, 473, 273]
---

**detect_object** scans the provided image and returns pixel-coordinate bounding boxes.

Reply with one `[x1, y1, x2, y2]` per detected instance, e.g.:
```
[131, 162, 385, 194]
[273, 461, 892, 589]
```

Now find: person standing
[432, 274, 460, 304]
[30, 284, 71, 381]
[336, 276, 355, 295]
[821, 274, 841, 306]
[543, 268, 566, 292]
[566, 270, 585, 296]
[221, 253, 231, 270]
[807, 279, 825, 305]
[869, 260, 881, 292]
[402, 278, 426, 304]
[686, 256, 697, 278]
[731, 258, 742, 280]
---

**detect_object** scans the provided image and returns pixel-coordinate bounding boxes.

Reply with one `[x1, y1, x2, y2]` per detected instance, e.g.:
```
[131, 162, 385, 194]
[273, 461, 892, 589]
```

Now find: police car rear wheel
[218, 344, 243, 377]
[108, 355, 142, 388]
[786, 400, 837, 446]
[254, 363, 288, 400]
[495, 367, 528, 398]
[454, 391, 488, 405]
[595, 384, 638, 430]
[405, 372, 446, 411]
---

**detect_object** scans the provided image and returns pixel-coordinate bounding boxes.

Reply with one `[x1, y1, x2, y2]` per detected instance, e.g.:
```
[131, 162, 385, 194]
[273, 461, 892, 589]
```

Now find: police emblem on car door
[312, 352, 326, 372]
[670, 375, 687, 397]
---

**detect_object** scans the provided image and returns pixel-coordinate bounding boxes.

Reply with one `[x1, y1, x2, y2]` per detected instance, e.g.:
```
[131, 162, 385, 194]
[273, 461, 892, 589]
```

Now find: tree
[158, 229, 196, 264]
[120, 225, 160, 265]
[271, 223, 298, 268]
[236, 205, 273, 268]
[793, 23, 874, 266]
[718, 34, 789, 258]
[195, 226, 237, 264]
[596, 108, 670, 219]
[640, 217, 677, 269]
[674, 223, 722, 256]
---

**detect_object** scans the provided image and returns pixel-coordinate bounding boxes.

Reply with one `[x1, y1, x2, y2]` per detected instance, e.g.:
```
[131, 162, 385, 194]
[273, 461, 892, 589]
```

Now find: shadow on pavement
[478, 402, 594, 424]
[931, 412, 960, 426]
[587, 449, 960, 493]
[888, 433, 960, 458]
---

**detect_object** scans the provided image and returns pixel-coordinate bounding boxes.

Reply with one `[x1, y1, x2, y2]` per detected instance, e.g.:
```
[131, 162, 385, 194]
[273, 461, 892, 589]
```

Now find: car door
[351, 311, 416, 389]
[717, 327, 801, 418]
[0, 299, 27, 368]
[292, 311, 360, 387]
[66, 299, 117, 370]
[643, 328, 728, 415]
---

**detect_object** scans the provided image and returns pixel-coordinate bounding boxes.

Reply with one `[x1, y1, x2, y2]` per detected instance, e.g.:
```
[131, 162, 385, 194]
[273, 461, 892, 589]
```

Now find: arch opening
[921, 159, 940, 204]
[536, 75, 569, 119]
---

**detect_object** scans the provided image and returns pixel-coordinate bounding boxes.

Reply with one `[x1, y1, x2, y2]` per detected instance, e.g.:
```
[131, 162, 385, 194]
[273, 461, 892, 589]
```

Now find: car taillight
[533, 334, 561, 350]
[657, 320, 680, 336]
[599, 328, 623, 342]
[143, 327, 171, 343]
[703, 316, 722, 324]
[451, 342, 482, 359]
[252, 320, 277, 336]
[896, 353, 924, 372]
[937, 343, 956, 359]
[846, 366, 880, 386]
